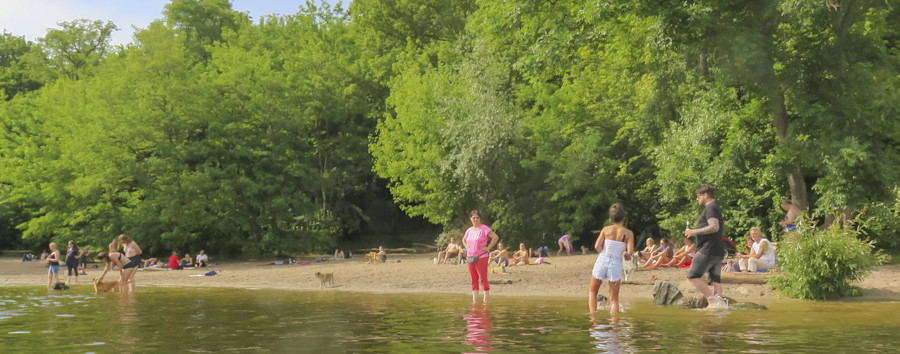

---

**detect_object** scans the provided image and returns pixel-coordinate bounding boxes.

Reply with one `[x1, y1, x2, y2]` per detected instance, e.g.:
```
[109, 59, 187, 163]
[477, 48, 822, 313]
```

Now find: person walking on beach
[463, 210, 499, 304]
[46, 242, 61, 290]
[684, 184, 728, 309]
[65, 241, 82, 284]
[589, 203, 634, 316]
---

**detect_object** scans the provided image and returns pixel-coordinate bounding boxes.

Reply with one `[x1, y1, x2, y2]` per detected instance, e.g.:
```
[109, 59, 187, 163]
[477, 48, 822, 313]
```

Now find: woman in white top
[589, 203, 634, 316]
[738, 227, 775, 272]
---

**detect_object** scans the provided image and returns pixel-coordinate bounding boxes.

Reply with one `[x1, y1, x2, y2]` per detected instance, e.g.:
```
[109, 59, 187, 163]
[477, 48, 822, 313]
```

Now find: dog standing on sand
[92, 277, 119, 294]
[622, 251, 639, 282]
[315, 272, 334, 288]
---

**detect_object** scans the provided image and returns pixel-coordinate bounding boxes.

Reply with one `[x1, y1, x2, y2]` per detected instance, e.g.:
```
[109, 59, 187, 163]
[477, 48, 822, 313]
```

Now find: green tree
[26, 19, 118, 81]
[0, 31, 42, 100]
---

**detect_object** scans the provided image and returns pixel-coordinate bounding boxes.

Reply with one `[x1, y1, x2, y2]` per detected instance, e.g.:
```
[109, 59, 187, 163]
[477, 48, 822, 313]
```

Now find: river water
[1, 286, 898, 352]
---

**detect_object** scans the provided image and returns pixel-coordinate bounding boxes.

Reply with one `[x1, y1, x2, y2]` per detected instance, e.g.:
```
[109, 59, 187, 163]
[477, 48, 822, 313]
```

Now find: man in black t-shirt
[684, 184, 728, 309]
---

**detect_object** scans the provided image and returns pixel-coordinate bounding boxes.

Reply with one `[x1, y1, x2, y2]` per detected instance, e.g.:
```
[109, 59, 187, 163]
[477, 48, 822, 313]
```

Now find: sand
[3, 252, 897, 304]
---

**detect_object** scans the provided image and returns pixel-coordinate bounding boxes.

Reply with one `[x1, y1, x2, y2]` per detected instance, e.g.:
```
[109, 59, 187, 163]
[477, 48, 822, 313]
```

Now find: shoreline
[2, 253, 898, 305]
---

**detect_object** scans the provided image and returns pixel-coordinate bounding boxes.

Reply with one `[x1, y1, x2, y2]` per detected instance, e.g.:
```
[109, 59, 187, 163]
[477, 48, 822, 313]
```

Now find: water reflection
[590, 315, 626, 352]
[464, 304, 492, 352]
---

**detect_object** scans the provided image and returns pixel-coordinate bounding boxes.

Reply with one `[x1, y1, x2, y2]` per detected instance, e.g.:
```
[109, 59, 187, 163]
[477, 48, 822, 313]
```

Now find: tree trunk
[767, 84, 808, 211]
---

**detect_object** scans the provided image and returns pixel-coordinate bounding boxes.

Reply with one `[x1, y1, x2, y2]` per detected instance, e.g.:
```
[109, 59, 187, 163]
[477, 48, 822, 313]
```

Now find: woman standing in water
[589, 203, 634, 316]
[46, 242, 61, 290]
[118, 234, 142, 293]
[463, 210, 499, 304]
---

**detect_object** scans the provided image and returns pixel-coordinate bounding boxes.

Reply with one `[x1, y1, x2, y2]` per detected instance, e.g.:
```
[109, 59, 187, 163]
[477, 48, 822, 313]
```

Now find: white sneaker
[706, 295, 729, 310]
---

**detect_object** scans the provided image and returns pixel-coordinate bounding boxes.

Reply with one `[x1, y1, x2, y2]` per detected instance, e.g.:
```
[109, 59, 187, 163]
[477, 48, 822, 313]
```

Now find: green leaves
[770, 222, 883, 300]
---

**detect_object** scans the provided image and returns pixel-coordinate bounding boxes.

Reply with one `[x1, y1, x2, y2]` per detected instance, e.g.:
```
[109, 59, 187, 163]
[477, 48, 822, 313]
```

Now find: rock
[654, 280, 766, 310]
[653, 280, 684, 306]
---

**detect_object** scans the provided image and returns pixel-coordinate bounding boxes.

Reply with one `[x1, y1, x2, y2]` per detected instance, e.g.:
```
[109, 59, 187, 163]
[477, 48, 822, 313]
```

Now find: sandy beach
[3, 252, 898, 304]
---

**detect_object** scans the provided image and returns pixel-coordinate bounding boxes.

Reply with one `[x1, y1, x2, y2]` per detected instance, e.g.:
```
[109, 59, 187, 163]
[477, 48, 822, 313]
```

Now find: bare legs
[589, 277, 622, 316]
[472, 290, 489, 304]
[608, 281, 621, 316]
[588, 277, 602, 313]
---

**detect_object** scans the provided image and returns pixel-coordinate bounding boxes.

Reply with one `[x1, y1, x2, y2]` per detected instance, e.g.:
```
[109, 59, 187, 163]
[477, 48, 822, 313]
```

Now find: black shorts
[686, 252, 724, 284]
[122, 256, 141, 269]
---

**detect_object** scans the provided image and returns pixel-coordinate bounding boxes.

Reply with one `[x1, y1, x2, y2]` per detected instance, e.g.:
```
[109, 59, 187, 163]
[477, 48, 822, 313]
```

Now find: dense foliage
[769, 222, 884, 299]
[1, 0, 898, 260]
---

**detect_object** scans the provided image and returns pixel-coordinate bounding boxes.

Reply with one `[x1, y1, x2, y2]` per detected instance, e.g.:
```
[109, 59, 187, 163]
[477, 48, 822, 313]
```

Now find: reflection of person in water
[464, 304, 492, 352]
[590, 316, 623, 352]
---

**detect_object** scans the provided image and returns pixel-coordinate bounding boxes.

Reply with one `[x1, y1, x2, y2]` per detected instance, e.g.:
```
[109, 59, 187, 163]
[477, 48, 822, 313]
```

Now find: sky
[0, 0, 344, 46]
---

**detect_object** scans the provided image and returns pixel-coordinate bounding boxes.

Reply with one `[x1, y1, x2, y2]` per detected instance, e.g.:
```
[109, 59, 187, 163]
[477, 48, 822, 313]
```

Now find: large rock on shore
[653, 280, 767, 310]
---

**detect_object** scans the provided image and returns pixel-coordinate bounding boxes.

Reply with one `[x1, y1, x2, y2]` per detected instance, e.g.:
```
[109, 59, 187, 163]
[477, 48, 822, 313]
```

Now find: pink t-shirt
[464, 224, 493, 258]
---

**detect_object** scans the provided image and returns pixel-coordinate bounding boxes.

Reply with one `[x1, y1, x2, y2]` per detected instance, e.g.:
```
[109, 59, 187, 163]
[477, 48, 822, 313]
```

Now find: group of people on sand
[46, 233, 212, 293]
[42, 240, 92, 289]
[150, 250, 208, 270]
[639, 236, 695, 268]
[452, 184, 738, 315]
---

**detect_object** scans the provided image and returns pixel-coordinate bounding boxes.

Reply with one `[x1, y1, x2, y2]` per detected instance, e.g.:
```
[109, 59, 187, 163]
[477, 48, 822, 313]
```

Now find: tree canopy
[1, 0, 897, 256]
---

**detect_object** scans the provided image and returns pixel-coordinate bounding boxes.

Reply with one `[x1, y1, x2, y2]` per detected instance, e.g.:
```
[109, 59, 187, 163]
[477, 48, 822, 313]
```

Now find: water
[1, 286, 899, 352]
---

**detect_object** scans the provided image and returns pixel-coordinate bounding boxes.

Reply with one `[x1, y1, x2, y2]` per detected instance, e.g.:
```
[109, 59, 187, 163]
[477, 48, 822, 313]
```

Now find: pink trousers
[467, 256, 490, 291]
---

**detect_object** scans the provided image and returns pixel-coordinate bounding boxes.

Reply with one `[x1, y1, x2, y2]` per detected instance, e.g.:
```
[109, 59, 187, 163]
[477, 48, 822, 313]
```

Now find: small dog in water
[597, 294, 626, 313]
[622, 251, 639, 282]
[92, 277, 119, 294]
[314, 272, 334, 288]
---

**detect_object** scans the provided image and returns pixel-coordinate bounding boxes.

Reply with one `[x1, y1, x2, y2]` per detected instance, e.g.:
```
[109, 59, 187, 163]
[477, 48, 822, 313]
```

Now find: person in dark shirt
[684, 184, 728, 309]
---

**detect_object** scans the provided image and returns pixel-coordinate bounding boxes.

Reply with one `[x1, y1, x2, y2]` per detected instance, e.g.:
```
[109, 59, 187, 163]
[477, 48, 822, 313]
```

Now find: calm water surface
[1, 286, 899, 353]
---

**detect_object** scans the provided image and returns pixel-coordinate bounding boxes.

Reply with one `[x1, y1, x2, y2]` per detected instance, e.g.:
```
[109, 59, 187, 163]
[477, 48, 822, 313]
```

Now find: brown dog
[365, 252, 381, 264]
[314, 272, 334, 288]
[92, 277, 119, 294]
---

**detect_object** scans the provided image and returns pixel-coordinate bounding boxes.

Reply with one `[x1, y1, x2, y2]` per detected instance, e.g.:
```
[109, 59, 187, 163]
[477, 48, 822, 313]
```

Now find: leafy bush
[769, 221, 884, 300]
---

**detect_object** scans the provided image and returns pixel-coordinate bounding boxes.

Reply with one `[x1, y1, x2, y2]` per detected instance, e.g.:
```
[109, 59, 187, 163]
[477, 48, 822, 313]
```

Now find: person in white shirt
[195, 250, 209, 267]
[738, 227, 775, 272]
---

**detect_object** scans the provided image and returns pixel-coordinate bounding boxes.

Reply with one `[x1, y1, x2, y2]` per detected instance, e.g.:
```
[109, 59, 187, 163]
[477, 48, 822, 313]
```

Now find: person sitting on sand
[662, 236, 696, 268]
[22, 253, 33, 262]
[737, 227, 775, 273]
[489, 242, 509, 267]
[40, 250, 48, 261]
[196, 250, 209, 267]
[333, 249, 344, 260]
[377, 246, 387, 263]
[639, 238, 658, 262]
[644, 238, 673, 267]
[142, 257, 160, 268]
[512, 243, 529, 266]
[437, 237, 461, 264]
[169, 251, 181, 270]
[181, 253, 194, 268]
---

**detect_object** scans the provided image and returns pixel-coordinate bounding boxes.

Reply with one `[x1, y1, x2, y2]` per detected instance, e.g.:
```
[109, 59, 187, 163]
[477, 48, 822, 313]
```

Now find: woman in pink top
[463, 210, 499, 304]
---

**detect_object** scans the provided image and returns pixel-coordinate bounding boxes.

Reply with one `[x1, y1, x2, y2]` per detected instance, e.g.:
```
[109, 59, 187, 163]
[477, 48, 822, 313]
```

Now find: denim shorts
[48, 265, 60, 275]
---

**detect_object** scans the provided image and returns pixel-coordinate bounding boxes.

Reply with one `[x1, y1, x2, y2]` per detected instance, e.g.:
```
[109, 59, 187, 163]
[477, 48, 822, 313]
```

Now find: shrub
[769, 221, 884, 300]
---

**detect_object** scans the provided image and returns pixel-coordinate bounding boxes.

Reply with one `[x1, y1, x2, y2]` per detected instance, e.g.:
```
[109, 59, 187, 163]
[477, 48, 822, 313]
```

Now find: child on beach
[589, 203, 634, 316]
